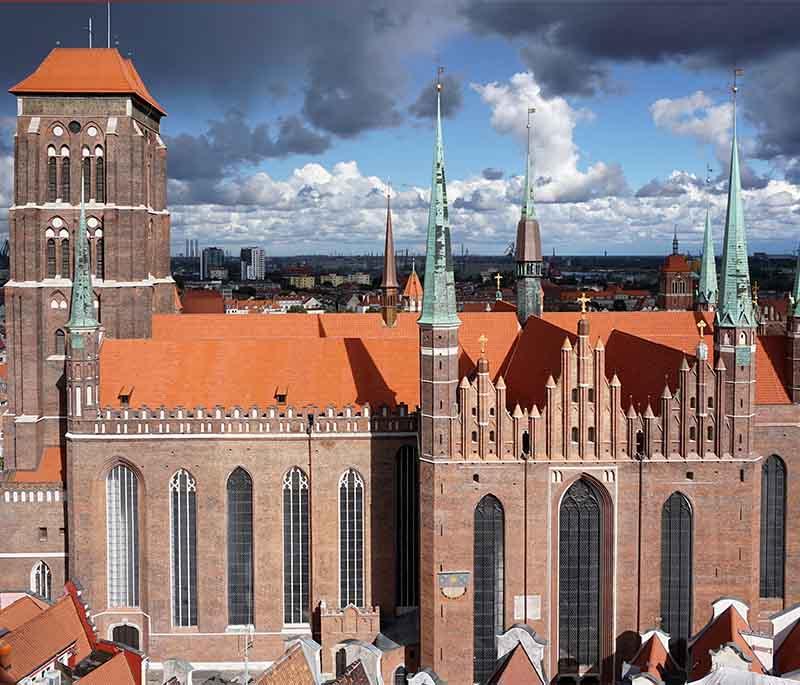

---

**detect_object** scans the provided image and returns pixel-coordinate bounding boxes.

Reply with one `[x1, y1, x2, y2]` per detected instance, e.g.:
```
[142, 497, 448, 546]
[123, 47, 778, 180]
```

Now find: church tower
[714, 79, 757, 456]
[515, 108, 543, 323]
[418, 73, 461, 672]
[3, 48, 175, 469]
[785, 247, 800, 403]
[696, 209, 718, 311]
[380, 189, 399, 327]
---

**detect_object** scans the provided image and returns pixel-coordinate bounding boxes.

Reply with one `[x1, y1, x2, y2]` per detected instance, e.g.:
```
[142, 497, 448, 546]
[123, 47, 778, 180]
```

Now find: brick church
[2, 48, 800, 685]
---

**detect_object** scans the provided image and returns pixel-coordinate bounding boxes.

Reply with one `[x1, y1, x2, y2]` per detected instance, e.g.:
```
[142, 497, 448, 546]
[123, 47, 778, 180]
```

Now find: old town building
[2, 49, 800, 685]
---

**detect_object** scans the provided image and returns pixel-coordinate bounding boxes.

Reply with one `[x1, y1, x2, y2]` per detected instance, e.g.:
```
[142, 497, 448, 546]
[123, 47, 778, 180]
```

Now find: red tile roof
[485, 643, 544, 685]
[9, 446, 64, 484]
[3, 594, 92, 681]
[10, 48, 165, 115]
[0, 363, 7, 381]
[256, 643, 316, 685]
[662, 254, 692, 273]
[402, 270, 423, 301]
[775, 618, 800, 675]
[628, 632, 676, 681]
[333, 660, 371, 685]
[0, 596, 48, 631]
[100, 312, 520, 410]
[690, 605, 765, 679]
[77, 652, 137, 685]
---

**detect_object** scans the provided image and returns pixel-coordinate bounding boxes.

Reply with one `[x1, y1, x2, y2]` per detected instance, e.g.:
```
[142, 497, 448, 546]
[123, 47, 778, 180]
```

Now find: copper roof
[10, 48, 166, 115]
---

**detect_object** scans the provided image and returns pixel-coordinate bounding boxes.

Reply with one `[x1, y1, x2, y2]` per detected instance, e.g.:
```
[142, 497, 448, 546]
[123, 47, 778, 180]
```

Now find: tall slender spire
[717, 69, 755, 328]
[521, 106, 536, 221]
[419, 69, 459, 327]
[791, 243, 800, 319]
[697, 208, 718, 310]
[381, 184, 399, 326]
[672, 224, 679, 255]
[67, 171, 98, 330]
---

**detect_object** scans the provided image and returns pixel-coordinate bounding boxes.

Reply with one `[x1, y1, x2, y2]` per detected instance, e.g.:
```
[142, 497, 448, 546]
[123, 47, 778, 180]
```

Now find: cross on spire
[577, 292, 591, 314]
[697, 319, 707, 337]
[478, 334, 488, 355]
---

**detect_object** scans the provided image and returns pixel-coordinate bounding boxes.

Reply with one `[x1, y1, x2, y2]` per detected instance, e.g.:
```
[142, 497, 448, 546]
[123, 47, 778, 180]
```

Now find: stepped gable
[0, 596, 49, 631]
[501, 311, 789, 412]
[10, 47, 165, 115]
[99, 312, 520, 410]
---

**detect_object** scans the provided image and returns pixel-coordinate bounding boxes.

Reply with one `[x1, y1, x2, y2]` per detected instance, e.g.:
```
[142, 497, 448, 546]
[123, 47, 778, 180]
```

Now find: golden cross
[577, 292, 591, 314]
[494, 273, 503, 290]
[697, 319, 707, 337]
[479, 334, 488, 355]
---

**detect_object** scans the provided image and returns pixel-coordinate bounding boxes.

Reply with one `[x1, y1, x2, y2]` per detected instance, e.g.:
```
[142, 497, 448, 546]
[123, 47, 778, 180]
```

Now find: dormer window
[275, 387, 288, 404]
[118, 386, 133, 408]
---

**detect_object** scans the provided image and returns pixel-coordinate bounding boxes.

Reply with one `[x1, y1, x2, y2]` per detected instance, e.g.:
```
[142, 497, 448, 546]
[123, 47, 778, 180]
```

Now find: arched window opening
[227, 467, 253, 625]
[46, 238, 57, 278]
[661, 492, 693, 665]
[60, 238, 70, 278]
[522, 431, 531, 455]
[689, 426, 696, 441]
[54, 329, 65, 356]
[473, 494, 504, 684]
[571, 427, 579, 443]
[588, 427, 596, 443]
[112, 624, 140, 650]
[47, 147, 57, 201]
[95, 236, 104, 279]
[83, 155, 92, 200]
[559, 478, 603, 670]
[170, 469, 197, 626]
[283, 467, 310, 624]
[106, 464, 139, 607]
[31, 560, 52, 600]
[395, 446, 419, 609]
[339, 469, 364, 607]
[760, 455, 786, 598]
[635, 431, 645, 456]
[95, 148, 105, 203]
[336, 649, 347, 677]
[707, 426, 713, 441]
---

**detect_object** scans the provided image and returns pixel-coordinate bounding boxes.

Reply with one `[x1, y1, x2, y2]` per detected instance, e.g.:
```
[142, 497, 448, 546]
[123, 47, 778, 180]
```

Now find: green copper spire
[521, 107, 536, 221]
[419, 73, 459, 327]
[716, 87, 755, 328]
[791, 244, 800, 318]
[697, 208, 718, 308]
[67, 173, 98, 330]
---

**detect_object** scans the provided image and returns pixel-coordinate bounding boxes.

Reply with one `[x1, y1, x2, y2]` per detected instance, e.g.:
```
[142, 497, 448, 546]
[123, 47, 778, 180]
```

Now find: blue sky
[0, 1, 798, 256]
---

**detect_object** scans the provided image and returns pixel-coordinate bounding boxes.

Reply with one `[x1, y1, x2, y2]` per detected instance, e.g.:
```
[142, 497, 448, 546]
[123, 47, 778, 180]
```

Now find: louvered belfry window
[339, 469, 364, 607]
[283, 466, 310, 624]
[473, 494, 504, 684]
[227, 467, 254, 625]
[106, 464, 139, 607]
[760, 455, 786, 598]
[559, 479, 602, 668]
[170, 469, 198, 626]
[395, 445, 419, 608]
[661, 492, 693, 663]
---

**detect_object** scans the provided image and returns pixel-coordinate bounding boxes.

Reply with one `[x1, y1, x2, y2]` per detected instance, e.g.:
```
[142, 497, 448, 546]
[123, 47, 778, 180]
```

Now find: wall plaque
[438, 571, 469, 599]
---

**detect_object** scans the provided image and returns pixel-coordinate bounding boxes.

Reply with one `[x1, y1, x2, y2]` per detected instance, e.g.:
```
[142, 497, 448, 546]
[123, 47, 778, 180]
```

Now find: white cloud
[470, 72, 629, 202]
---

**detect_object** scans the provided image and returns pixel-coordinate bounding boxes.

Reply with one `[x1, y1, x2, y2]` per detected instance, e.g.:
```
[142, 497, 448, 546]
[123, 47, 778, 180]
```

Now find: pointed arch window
[31, 560, 52, 600]
[47, 146, 57, 202]
[760, 455, 786, 598]
[95, 146, 105, 203]
[474, 494, 504, 684]
[54, 329, 65, 356]
[83, 154, 92, 200]
[170, 469, 197, 626]
[95, 232, 105, 279]
[661, 492, 693, 664]
[60, 147, 70, 202]
[112, 624, 139, 650]
[283, 467, 310, 624]
[227, 467, 253, 625]
[107, 464, 139, 607]
[559, 478, 603, 668]
[395, 445, 419, 608]
[339, 468, 364, 607]
[46, 238, 57, 277]
[60, 237, 70, 278]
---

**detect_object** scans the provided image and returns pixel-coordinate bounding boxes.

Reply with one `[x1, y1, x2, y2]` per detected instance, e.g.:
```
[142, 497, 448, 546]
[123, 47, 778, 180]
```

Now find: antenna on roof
[85, 17, 93, 48]
[107, 2, 111, 48]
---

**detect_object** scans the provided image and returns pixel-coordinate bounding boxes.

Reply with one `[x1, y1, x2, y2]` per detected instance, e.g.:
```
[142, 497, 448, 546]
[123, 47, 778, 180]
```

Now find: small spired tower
[785, 245, 800, 403]
[696, 208, 719, 311]
[65, 181, 101, 423]
[714, 71, 757, 455]
[380, 187, 399, 327]
[515, 107, 544, 324]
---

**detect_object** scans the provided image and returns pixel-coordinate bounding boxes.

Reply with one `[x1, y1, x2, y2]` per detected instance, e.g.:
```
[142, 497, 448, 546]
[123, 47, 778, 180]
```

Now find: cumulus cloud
[471, 72, 629, 203]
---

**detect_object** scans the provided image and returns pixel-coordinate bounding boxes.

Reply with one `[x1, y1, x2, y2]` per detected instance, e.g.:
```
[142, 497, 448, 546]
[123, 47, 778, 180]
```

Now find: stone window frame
[31, 560, 52, 600]
[338, 468, 365, 608]
[283, 466, 310, 626]
[660, 491, 693, 665]
[227, 467, 254, 627]
[170, 468, 198, 627]
[106, 463, 140, 608]
[760, 455, 786, 598]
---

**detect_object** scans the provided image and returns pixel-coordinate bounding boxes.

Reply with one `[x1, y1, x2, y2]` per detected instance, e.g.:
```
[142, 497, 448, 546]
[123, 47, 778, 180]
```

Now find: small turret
[696, 209, 718, 311]
[380, 188, 399, 327]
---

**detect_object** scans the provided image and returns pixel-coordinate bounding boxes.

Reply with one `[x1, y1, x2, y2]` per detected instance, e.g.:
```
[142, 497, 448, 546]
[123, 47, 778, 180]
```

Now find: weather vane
[436, 66, 444, 92]
[732, 67, 744, 100]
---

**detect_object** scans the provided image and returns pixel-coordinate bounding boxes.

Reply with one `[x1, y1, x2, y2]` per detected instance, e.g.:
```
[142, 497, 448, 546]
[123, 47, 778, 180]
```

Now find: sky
[1, 1, 800, 256]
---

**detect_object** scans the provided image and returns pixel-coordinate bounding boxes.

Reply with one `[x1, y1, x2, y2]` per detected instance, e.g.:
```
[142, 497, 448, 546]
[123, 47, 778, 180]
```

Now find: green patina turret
[716, 95, 755, 329]
[418, 79, 460, 328]
[696, 209, 718, 311]
[67, 178, 99, 334]
[790, 245, 800, 319]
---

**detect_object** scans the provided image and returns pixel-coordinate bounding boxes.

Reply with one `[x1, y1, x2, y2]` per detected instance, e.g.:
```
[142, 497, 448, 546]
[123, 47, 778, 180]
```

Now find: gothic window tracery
[474, 494, 504, 684]
[170, 469, 197, 626]
[283, 466, 309, 624]
[339, 468, 364, 607]
[760, 455, 786, 598]
[31, 560, 51, 600]
[106, 464, 139, 607]
[47, 146, 57, 202]
[661, 492, 692, 664]
[227, 467, 254, 625]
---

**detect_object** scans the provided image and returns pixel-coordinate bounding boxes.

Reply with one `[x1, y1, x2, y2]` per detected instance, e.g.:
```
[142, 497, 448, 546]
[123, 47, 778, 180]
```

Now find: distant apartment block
[346, 272, 372, 286]
[320, 273, 345, 287]
[200, 246, 225, 280]
[240, 246, 267, 280]
[287, 274, 315, 289]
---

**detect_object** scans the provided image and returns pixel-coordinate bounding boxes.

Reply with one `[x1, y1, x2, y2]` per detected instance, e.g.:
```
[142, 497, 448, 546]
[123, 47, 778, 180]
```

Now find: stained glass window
[31, 560, 51, 600]
[107, 464, 139, 607]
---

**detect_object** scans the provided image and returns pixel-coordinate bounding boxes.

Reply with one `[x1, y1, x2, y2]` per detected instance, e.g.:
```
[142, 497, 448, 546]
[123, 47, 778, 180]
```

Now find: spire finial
[672, 224, 679, 255]
[522, 106, 537, 220]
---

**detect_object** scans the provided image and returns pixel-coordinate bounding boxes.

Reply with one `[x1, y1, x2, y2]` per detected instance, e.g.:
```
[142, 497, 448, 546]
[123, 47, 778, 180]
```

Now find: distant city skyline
[1, 3, 800, 255]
